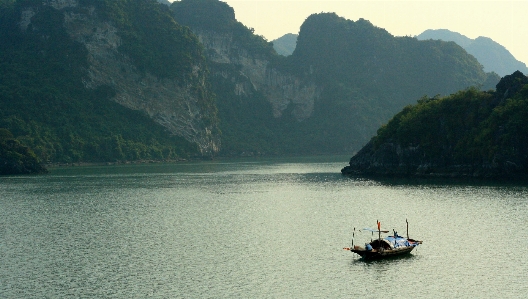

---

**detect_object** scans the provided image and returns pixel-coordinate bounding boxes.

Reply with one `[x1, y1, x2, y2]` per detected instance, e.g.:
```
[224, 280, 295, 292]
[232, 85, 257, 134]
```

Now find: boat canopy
[385, 236, 415, 248]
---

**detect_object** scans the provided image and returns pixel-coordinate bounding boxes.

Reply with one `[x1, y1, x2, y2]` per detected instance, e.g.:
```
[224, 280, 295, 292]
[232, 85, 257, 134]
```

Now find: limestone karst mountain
[0, 0, 219, 163]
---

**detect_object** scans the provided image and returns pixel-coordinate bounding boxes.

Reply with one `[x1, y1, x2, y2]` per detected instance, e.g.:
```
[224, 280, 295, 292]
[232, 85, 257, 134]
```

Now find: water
[1, 156, 527, 298]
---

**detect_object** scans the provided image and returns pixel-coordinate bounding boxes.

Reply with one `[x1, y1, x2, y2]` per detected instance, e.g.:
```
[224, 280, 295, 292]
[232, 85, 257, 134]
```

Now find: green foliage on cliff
[372, 71, 528, 169]
[0, 128, 47, 175]
[0, 0, 206, 164]
[85, 0, 205, 80]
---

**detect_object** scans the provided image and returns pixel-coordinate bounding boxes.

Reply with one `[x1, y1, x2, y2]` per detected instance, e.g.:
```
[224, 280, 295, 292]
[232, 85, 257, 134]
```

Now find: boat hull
[351, 245, 416, 260]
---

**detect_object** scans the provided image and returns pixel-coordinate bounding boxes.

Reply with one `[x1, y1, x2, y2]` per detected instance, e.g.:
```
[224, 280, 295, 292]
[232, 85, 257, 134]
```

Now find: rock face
[21, 0, 219, 156]
[195, 30, 319, 121]
[341, 140, 506, 178]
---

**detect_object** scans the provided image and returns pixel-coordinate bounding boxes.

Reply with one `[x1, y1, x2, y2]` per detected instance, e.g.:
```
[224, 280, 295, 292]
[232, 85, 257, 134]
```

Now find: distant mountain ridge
[417, 29, 528, 77]
[272, 33, 297, 56]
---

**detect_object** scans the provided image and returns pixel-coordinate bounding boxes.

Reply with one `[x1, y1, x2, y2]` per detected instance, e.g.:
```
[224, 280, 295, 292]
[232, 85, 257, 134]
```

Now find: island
[342, 71, 528, 178]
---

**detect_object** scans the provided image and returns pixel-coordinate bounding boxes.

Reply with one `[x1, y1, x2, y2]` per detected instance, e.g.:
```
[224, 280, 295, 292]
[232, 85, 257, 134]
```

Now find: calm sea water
[1, 156, 527, 298]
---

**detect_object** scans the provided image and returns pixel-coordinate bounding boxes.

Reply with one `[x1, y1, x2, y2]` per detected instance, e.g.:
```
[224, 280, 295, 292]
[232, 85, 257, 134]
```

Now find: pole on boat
[351, 227, 355, 248]
[406, 218, 409, 239]
[377, 220, 381, 242]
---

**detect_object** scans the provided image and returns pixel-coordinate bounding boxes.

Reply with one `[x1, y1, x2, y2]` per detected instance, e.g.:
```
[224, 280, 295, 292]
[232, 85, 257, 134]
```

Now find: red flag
[377, 221, 380, 231]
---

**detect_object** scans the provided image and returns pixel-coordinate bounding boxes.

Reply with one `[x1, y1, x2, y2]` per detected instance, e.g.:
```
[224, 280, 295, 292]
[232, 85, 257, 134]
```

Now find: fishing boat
[344, 219, 422, 260]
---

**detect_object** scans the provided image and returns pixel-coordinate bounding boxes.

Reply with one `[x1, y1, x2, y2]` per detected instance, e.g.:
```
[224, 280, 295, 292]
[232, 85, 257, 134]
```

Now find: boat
[343, 219, 422, 260]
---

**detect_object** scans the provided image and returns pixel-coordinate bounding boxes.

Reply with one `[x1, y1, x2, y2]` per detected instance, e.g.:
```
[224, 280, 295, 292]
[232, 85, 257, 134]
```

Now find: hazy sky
[171, 1, 528, 67]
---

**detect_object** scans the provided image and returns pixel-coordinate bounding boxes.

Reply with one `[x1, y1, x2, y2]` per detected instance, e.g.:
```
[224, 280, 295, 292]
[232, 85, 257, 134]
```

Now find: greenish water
[1, 156, 527, 298]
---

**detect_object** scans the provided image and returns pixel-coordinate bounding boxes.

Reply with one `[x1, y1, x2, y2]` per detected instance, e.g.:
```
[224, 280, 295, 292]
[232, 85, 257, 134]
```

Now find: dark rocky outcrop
[341, 139, 522, 178]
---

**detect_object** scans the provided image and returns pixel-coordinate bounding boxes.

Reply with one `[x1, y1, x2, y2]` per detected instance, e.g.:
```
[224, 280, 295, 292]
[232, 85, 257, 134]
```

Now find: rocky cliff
[194, 29, 319, 121]
[20, 0, 219, 156]
[341, 140, 506, 178]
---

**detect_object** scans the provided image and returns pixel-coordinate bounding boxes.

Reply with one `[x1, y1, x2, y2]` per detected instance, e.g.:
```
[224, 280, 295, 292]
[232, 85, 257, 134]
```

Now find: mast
[377, 220, 381, 242]
[406, 218, 409, 239]
[351, 227, 355, 248]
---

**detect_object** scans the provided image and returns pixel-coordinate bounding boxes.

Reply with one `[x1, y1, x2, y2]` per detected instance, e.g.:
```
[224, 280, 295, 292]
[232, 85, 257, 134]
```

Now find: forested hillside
[0, 128, 47, 175]
[0, 0, 218, 164]
[342, 71, 528, 178]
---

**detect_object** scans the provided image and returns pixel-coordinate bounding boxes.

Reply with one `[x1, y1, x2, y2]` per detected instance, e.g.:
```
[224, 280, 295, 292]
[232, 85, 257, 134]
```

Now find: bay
[1, 156, 527, 298]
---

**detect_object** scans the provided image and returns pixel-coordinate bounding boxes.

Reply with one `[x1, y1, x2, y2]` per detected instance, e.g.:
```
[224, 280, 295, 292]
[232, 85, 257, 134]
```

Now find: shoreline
[44, 158, 193, 169]
[44, 153, 351, 169]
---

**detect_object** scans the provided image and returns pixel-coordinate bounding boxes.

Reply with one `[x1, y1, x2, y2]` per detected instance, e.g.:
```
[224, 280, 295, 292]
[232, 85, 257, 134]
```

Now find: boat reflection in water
[344, 219, 422, 260]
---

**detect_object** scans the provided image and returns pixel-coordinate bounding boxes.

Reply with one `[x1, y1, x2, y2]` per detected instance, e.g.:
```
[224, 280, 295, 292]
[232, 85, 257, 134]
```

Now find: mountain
[0, 0, 219, 163]
[342, 71, 528, 178]
[417, 29, 528, 77]
[0, 0, 502, 165]
[286, 13, 499, 153]
[171, 2, 498, 156]
[171, 0, 321, 155]
[272, 33, 297, 56]
[417, 29, 472, 47]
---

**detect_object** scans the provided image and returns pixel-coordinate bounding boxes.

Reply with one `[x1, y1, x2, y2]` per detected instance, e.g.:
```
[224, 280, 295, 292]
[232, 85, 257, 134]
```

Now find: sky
[170, 1, 528, 66]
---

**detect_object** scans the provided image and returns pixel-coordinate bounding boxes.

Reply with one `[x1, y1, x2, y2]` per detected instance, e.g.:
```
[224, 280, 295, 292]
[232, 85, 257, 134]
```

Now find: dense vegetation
[0, 128, 47, 174]
[171, 0, 275, 57]
[84, 0, 205, 80]
[0, 0, 207, 164]
[343, 71, 528, 177]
